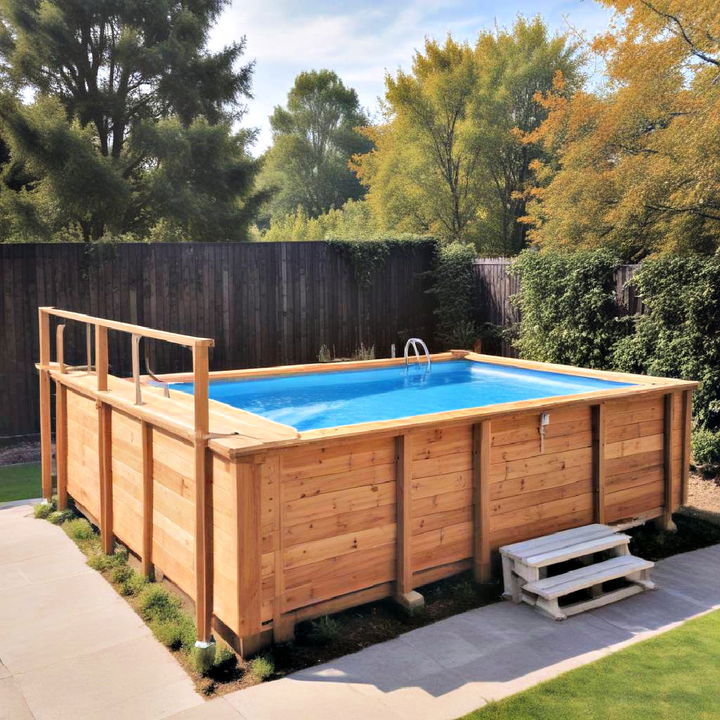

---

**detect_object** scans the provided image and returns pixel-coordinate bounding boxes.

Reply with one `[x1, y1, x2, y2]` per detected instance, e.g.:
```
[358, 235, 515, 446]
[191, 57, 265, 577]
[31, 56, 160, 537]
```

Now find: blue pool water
[170, 360, 633, 432]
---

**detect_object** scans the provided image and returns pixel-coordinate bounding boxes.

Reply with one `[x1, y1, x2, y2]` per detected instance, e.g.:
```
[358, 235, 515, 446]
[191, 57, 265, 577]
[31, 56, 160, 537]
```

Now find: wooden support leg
[473, 421, 492, 583]
[38, 308, 52, 503]
[55, 383, 68, 510]
[273, 613, 296, 645]
[141, 420, 154, 580]
[658, 393, 678, 532]
[98, 402, 114, 555]
[394, 433, 424, 613]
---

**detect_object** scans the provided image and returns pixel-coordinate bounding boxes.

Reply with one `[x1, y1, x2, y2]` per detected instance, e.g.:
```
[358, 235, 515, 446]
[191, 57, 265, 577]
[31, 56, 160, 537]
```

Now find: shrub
[307, 615, 341, 646]
[64, 518, 94, 541]
[87, 552, 125, 572]
[511, 248, 628, 368]
[430, 242, 478, 349]
[692, 429, 720, 473]
[48, 509, 74, 525]
[111, 565, 133, 584]
[138, 584, 182, 622]
[151, 614, 196, 653]
[120, 572, 147, 597]
[33, 501, 54, 519]
[248, 654, 274, 681]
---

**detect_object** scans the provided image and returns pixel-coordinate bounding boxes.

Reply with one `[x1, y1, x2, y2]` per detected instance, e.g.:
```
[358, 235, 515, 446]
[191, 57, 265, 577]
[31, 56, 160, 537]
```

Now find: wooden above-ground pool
[37, 308, 696, 656]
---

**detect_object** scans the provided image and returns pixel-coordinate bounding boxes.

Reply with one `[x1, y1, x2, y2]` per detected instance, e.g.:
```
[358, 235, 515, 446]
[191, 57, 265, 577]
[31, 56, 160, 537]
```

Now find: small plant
[120, 572, 147, 597]
[248, 654, 274, 681]
[64, 517, 94, 541]
[111, 565, 133, 584]
[87, 552, 125, 572]
[352, 343, 375, 361]
[307, 615, 341, 646]
[451, 579, 479, 606]
[317, 344, 332, 362]
[138, 584, 182, 622]
[151, 614, 196, 653]
[47, 509, 72, 524]
[33, 501, 55, 519]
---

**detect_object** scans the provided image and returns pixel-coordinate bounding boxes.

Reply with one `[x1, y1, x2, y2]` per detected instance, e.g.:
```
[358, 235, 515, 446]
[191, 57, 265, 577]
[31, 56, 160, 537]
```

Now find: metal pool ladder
[404, 338, 432, 372]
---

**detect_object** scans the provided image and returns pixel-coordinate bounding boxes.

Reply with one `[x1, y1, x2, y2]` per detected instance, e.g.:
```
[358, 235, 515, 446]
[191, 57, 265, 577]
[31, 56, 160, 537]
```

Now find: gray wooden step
[501, 524, 615, 562]
[523, 555, 654, 600]
[523, 533, 631, 568]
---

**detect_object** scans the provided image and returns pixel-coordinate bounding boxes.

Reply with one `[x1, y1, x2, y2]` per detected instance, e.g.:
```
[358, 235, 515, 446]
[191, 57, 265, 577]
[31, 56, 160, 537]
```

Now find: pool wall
[39, 309, 696, 656]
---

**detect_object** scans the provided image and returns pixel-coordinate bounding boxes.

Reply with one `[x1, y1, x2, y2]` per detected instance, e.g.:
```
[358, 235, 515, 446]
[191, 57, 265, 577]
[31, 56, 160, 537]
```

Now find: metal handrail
[403, 338, 432, 371]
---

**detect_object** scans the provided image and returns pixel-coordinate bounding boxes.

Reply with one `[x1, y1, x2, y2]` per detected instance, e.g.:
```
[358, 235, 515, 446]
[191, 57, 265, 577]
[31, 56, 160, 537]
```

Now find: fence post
[95, 324, 113, 554]
[141, 420, 154, 579]
[38, 307, 53, 503]
[680, 390, 692, 506]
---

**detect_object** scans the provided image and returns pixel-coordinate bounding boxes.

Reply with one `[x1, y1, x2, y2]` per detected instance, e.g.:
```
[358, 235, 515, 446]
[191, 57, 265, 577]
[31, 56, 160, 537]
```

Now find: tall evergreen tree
[0, 0, 265, 241]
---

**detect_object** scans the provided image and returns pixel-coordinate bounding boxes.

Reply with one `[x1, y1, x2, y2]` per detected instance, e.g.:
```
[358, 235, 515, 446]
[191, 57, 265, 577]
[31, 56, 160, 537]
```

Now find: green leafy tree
[259, 70, 371, 222]
[0, 0, 264, 241]
[352, 19, 581, 252]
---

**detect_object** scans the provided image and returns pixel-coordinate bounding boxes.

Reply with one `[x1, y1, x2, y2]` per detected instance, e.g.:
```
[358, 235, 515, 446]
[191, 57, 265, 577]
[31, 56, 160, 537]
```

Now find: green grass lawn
[0, 462, 42, 503]
[462, 609, 720, 720]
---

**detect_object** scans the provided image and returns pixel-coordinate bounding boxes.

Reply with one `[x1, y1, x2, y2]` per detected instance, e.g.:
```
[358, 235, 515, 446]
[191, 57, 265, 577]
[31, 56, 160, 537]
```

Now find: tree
[351, 21, 581, 251]
[0, 0, 264, 242]
[522, 0, 720, 259]
[259, 70, 371, 221]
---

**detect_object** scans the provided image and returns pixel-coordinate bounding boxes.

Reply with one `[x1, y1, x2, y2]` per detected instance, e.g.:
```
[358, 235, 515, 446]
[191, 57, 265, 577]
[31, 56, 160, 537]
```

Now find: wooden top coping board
[45, 338, 697, 460]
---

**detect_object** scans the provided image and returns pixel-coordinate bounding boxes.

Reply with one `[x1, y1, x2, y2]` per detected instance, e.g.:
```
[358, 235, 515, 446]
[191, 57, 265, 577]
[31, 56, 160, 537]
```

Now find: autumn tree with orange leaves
[523, 0, 720, 260]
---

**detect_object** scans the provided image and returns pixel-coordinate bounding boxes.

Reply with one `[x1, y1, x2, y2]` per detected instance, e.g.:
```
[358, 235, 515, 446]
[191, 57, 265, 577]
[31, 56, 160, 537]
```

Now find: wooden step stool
[500, 524, 656, 621]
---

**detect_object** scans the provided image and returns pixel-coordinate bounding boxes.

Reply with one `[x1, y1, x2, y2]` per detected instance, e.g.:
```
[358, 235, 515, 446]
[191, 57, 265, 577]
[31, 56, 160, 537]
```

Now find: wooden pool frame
[37, 307, 696, 656]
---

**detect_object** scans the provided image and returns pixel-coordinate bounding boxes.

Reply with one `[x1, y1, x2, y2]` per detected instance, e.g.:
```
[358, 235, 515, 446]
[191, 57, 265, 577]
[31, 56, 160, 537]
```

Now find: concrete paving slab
[219, 545, 720, 720]
[167, 697, 245, 720]
[0, 676, 34, 720]
[15, 635, 200, 720]
[224, 677, 403, 720]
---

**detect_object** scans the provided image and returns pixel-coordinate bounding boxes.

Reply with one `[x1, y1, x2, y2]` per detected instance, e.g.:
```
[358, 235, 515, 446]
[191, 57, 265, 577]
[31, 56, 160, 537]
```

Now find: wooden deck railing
[37, 307, 216, 643]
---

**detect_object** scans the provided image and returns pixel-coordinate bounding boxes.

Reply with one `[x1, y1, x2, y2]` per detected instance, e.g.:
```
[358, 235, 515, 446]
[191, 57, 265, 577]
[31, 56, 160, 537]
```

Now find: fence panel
[0, 241, 435, 439]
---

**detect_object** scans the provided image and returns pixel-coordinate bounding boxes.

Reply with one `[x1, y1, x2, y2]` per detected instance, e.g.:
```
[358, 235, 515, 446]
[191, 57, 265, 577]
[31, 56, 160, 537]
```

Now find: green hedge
[510, 249, 720, 470]
[511, 249, 629, 369]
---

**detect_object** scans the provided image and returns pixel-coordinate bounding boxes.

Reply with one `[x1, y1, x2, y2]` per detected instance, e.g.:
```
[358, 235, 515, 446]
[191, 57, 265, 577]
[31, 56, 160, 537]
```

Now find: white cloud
[209, 0, 614, 154]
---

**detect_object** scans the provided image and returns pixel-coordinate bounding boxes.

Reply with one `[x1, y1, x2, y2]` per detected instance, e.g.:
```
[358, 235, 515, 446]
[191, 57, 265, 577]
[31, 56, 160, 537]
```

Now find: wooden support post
[55, 383, 68, 511]
[237, 462, 263, 656]
[193, 343, 213, 645]
[591, 404, 606, 524]
[98, 401, 113, 554]
[680, 390, 692, 506]
[55, 323, 68, 510]
[659, 393, 677, 532]
[394, 433, 423, 612]
[95, 324, 108, 391]
[38, 308, 53, 503]
[141, 420, 154, 579]
[473, 421, 492, 582]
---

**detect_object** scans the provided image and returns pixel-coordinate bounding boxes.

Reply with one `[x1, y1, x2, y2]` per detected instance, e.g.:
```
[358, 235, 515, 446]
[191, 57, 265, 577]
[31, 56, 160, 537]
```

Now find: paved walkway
[0, 503, 203, 720]
[2, 502, 719, 720]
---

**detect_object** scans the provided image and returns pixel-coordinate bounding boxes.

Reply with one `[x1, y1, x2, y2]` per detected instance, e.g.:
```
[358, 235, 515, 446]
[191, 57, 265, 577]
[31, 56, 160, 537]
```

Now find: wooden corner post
[473, 420, 492, 582]
[659, 393, 678, 532]
[38, 307, 53, 503]
[55, 324, 68, 510]
[193, 342, 214, 645]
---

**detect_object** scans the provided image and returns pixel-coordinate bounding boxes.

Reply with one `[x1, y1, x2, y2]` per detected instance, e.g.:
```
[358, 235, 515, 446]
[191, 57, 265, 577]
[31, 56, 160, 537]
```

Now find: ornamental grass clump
[64, 517, 94, 541]
[248, 654, 274, 681]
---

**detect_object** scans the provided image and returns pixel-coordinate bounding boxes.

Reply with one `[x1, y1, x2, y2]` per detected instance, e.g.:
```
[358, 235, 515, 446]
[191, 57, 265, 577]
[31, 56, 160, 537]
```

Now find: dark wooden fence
[1, 242, 435, 439]
[472, 258, 644, 356]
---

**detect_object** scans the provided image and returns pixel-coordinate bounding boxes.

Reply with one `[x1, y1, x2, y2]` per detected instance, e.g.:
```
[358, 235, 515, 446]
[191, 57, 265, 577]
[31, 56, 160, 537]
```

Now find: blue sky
[209, 0, 614, 154]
